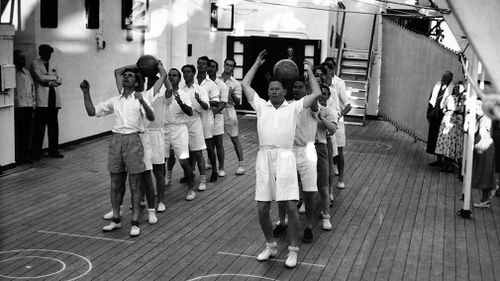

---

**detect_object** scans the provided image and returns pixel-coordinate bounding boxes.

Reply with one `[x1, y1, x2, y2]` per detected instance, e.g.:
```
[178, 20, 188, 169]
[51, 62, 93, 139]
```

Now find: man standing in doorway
[14, 50, 35, 164]
[31, 44, 63, 160]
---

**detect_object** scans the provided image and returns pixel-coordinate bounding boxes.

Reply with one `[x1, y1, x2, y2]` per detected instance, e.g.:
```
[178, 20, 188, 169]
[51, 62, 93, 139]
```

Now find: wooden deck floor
[1, 118, 500, 281]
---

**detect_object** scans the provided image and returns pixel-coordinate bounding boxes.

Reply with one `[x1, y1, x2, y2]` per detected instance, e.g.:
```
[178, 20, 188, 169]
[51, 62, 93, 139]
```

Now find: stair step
[341, 69, 367, 76]
[349, 91, 366, 100]
[341, 61, 368, 68]
[340, 74, 367, 82]
[345, 120, 364, 126]
[343, 49, 369, 60]
[348, 107, 365, 116]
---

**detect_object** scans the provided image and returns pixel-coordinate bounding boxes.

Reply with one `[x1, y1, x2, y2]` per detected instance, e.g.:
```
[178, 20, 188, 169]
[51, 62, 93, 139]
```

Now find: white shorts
[224, 106, 239, 137]
[201, 110, 215, 139]
[294, 144, 318, 192]
[335, 121, 346, 147]
[255, 148, 299, 202]
[214, 113, 224, 136]
[186, 116, 207, 151]
[139, 132, 152, 171]
[148, 129, 165, 164]
[164, 124, 190, 160]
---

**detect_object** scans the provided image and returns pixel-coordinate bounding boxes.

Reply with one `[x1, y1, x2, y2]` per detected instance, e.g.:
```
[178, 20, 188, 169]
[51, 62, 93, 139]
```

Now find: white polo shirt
[198, 75, 220, 103]
[179, 81, 209, 117]
[164, 89, 193, 125]
[249, 95, 304, 148]
[94, 89, 153, 134]
[214, 78, 229, 114]
[293, 106, 318, 147]
[219, 74, 242, 107]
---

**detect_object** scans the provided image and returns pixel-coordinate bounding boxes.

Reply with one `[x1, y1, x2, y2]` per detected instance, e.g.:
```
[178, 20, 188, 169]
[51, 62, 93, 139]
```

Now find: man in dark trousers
[427, 71, 453, 166]
[31, 44, 63, 159]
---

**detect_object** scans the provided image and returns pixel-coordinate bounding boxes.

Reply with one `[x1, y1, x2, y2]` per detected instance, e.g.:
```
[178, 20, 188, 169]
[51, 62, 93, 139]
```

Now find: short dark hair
[122, 68, 144, 92]
[209, 59, 219, 70]
[169, 68, 182, 78]
[224, 57, 236, 66]
[320, 62, 333, 71]
[268, 76, 286, 88]
[324, 57, 336, 67]
[313, 65, 328, 76]
[39, 44, 54, 54]
[197, 56, 210, 65]
[320, 83, 331, 97]
[181, 64, 196, 74]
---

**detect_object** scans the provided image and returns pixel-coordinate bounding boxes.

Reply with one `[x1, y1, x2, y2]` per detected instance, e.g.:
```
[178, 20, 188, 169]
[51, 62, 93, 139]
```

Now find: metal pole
[335, 11, 346, 77]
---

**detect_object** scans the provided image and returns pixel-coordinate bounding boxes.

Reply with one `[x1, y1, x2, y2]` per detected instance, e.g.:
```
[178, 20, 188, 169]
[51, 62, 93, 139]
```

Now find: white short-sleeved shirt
[329, 76, 349, 121]
[219, 75, 242, 107]
[164, 89, 193, 125]
[179, 82, 209, 117]
[198, 75, 220, 103]
[316, 105, 338, 144]
[214, 78, 229, 115]
[293, 106, 318, 147]
[249, 95, 304, 148]
[94, 89, 153, 134]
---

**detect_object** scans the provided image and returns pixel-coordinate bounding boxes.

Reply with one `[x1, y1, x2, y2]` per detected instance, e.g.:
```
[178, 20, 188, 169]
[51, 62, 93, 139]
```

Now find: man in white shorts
[273, 75, 319, 244]
[323, 58, 351, 192]
[219, 58, 245, 175]
[241, 50, 321, 268]
[164, 68, 196, 201]
[80, 66, 155, 237]
[196, 56, 220, 182]
[207, 59, 229, 177]
[182, 64, 210, 194]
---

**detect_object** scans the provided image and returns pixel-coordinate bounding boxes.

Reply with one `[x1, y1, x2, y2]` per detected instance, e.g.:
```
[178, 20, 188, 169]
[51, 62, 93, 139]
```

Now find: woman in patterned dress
[435, 82, 466, 172]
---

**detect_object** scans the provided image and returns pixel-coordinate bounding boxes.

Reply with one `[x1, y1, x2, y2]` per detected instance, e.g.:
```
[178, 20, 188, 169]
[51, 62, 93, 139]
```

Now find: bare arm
[302, 60, 321, 108]
[153, 61, 168, 95]
[318, 114, 338, 133]
[80, 80, 96, 116]
[174, 92, 193, 116]
[241, 50, 267, 104]
[114, 64, 137, 94]
[134, 91, 155, 121]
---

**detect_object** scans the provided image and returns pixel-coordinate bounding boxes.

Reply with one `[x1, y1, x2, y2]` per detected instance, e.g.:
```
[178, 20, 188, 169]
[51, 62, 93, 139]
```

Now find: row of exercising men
[80, 56, 245, 237]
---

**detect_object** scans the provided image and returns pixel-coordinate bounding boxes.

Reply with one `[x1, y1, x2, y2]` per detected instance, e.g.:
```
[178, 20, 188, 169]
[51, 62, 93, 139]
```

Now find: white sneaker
[256, 242, 277, 261]
[205, 162, 212, 170]
[198, 182, 207, 191]
[130, 226, 140, 237]
[334, 166, 339, 175]
[186, 190, 196, 201]
[157, 202, 166, 212]
[148, 209, 158, 224]
[285, 246, 299, 268]
[337, 182, 345, 189]
[322, 214, 332, 230]
[102, 221, 121, 232]
[236, 166, 245, 175]
[298, 203, 306, 214]
[218, 170, 226, 177]
[103, 208, 123, 220]
[473, 201, 491, 208]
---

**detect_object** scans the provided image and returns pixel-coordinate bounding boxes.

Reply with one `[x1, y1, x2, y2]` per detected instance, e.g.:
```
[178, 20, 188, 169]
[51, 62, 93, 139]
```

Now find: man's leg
[230, 136, 245, 175]
[273, 201, 287, 237]
[129, 172, 143, 236]
[31, 107, 48, 160]
[166, 149, 175, 184]
[103, 172, 127, 231]
[214, 134, 225, 175]
[336, 147, 345, 188]
[194, 150, 207, 191]
[257, 201, 274, 242]
[285, 200, 300, 267]
[205, 138, 218, 182]
[47, 107, 62, 157]
[153, 164, 166, 211]
[303, 191, 315, 229]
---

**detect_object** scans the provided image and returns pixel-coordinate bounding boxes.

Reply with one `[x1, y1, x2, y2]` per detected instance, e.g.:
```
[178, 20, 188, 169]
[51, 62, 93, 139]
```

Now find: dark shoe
[209, 172, 218, 182]
[429, 161, 443, 167]
[440, 166, 453, 173]
[303, 228, 313, 243]
[180, 177, 187, 183]
[272, 224, 287, 238]
[49, 153, 64, 158]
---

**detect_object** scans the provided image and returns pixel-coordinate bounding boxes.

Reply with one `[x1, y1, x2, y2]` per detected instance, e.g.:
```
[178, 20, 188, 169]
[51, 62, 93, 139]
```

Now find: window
[40, 0, 58, 28]
[85, 0, 99, 29]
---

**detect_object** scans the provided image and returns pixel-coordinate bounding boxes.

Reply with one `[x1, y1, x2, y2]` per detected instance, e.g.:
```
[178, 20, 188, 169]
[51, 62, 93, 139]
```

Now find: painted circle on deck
[186, 274, 278, 281]
[0, 256, 65, 278]
[0, 249, 92, 280]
